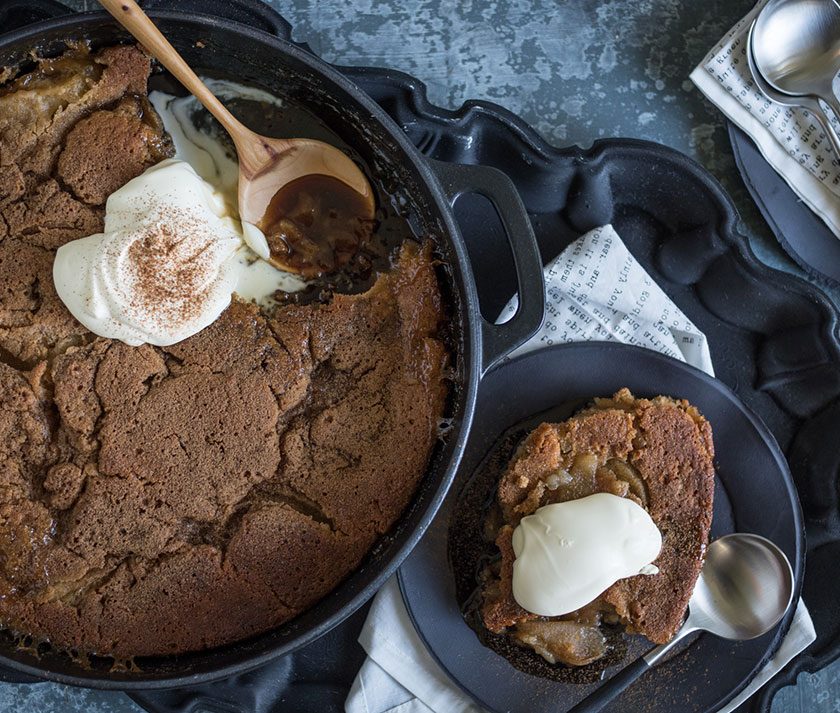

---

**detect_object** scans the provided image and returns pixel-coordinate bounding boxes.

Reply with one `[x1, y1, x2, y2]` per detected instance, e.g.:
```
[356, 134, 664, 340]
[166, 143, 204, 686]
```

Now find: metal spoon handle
[566, 633, 685, 713]
[747, 19, 840, 160]
[566, 656, 651, 713]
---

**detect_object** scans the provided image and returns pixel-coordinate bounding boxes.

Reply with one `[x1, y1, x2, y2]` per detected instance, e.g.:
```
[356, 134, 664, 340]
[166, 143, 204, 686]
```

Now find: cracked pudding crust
[479, 390, 714, 668]
[0, 46, 449, 658]
[0, 45, 172, 366]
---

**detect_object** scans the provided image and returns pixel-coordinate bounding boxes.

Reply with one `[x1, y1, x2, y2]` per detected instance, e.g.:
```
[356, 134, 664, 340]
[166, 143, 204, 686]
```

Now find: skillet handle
[0, 0, 293, 42]
[0, 0, 318, 55]
[429, 159, 545, 374]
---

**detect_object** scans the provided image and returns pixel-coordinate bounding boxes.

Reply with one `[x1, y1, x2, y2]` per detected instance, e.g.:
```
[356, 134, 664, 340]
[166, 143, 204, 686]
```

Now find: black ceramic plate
[728, 123, 840, 286]
[399, 342, 804, 713]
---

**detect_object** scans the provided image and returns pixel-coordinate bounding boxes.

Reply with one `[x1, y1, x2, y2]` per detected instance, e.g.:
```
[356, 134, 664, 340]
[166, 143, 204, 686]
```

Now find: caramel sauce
[258, 174, 375, 279]
[0, 43, 100, 96]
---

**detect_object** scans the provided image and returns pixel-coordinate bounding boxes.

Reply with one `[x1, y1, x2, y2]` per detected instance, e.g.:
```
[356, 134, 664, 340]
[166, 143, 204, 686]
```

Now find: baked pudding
[0, 45, 449, 659]
[471, 389, 714, 675]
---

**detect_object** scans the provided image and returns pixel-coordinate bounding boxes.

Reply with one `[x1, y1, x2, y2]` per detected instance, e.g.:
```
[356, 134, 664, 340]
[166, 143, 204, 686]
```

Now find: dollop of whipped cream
[54, 159, 245, 346]
[54, 80, 309, 347]
[511, 493, 662, 617]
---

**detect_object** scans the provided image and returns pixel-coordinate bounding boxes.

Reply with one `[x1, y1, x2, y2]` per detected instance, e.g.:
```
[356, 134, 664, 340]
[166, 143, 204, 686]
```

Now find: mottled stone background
[3, 0, 840, 710]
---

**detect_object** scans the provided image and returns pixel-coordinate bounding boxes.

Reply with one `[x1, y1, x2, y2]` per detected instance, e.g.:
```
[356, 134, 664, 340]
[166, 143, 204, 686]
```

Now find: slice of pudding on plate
[480, 388, 715, 667]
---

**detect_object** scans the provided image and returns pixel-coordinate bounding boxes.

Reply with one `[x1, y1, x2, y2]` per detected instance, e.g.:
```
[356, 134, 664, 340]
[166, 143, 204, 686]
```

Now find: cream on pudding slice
[511, 493, 662, 617]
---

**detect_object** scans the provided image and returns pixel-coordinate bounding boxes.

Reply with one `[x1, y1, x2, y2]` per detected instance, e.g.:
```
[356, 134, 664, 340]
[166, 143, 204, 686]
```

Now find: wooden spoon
[98, 0, 375, 276]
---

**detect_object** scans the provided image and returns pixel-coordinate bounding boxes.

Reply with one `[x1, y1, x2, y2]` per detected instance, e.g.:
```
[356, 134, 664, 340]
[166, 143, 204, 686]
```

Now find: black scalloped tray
[3, 2, 840, 712]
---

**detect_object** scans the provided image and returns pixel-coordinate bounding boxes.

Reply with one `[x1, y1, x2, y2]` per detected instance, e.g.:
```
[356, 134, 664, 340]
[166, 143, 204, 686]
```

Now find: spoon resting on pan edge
[99, 0, 376, 278]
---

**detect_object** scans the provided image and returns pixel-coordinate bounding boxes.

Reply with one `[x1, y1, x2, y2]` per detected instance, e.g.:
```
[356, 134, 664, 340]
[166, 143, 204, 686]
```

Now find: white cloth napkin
[496, 225, 713, 372]
[345, 225, 815, 713]
[690, 0, 840, 236]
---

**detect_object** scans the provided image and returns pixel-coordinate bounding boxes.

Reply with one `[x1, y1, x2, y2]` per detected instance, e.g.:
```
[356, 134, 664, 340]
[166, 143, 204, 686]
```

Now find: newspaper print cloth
[690, 0, 840, 236]
[498, 224, 714, 374]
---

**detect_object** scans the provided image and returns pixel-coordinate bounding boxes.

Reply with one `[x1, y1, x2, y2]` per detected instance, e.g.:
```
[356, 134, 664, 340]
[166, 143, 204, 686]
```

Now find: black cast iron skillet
[0, 0, 545, 689]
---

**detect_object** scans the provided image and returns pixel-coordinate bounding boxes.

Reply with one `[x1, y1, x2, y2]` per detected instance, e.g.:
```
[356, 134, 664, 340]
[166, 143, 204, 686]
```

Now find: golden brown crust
[0, 48, 450, 659]
[57, 96, 172, 205]
[0, 46, 173, 365]
[0, 242, 447, 658]
[482, 388, 715, 650]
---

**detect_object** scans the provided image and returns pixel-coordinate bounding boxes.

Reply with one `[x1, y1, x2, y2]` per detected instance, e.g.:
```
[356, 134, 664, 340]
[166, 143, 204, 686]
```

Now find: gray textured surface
[2, 0, 839, 711]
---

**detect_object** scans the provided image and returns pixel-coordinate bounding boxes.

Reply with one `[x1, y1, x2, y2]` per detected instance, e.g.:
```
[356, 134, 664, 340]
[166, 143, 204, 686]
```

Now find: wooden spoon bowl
[99, 0, 376, 276]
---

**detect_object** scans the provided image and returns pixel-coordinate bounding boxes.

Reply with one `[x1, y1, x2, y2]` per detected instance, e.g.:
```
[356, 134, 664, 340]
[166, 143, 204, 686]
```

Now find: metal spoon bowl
[752, 0, 840, 120]
[569, 533, 795, 713]
[747, 18, 840, 157]
[649, 533, 794, 655]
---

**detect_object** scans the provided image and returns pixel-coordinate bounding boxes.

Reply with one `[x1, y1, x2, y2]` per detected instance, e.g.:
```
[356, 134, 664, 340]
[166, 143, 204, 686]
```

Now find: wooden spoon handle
[98, 0, 249, 142]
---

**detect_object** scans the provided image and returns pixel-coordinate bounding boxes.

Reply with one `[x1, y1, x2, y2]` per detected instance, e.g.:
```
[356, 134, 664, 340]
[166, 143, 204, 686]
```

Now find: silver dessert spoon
[568, 533, 795, 713]
[747, 20, 840, 157]
[750, 0, 840, 156]
[752, 0, 840, 108]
